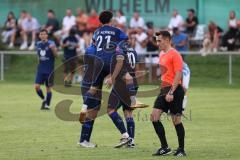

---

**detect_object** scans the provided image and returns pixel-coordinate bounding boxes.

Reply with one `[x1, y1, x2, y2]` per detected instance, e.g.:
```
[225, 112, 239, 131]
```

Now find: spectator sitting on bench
[20, 13, 40, 50]
[1, 11, 17, 48]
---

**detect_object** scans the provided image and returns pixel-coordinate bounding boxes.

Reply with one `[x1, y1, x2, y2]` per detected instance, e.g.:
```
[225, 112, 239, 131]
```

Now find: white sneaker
[213, 48, 217, 53]
[28, 42, 35, 50]
[44, 105, 50, 110]
[115, 137, 131, 148]
[78, 140, 97, 148]
[200, 48, 207, 56]
[2, 37, 8, 43]
[227, 39, 235, 44]
[220, 46, 227, 51]
[20, 42, 28, 50]
[8, 42, 14, 49]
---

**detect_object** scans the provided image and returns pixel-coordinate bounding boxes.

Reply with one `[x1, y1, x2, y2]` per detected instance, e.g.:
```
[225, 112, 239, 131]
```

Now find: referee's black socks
[175, 123, 185, 150]
[152, 121, 168, 148]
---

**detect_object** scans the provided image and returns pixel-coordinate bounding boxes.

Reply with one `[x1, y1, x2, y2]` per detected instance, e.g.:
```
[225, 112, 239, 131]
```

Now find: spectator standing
[130, 12, 145, 29]
[86, 9, 100, 33]
[168, 10, 185, 32]
[1, 11, 17, 48]
[76, 8, 88, 36]
[54, 9, 76, 43]
[132, 27, 148, 82]
[75, 8, 88, 48]
[185, 9, 198, 36]
[115, 10, 127, 30]
[20, 13, 40, 50]
[146, 27, 159, 81]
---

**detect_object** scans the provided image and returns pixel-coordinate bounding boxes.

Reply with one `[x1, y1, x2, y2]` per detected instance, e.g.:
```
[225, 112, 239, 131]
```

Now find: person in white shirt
[115, 10, 127, 30]
[131, 27, 148, 81]
[20, 13, 40, 50]
[221, 10, 239, 51]
[168, 10, 185, 32]
[54, 9, 76, 43]
[130, 12, 145, 29]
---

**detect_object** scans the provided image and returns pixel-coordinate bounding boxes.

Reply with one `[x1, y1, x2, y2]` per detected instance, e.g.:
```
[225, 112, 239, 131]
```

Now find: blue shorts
[35, 72, 54, 87]
[108, 79, 133, 111]
[81, 82, 101, 110]
[92, 64, 110, 88]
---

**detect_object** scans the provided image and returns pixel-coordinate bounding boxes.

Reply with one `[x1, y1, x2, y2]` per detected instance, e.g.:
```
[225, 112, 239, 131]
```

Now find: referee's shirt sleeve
[173, 51, 183, 73]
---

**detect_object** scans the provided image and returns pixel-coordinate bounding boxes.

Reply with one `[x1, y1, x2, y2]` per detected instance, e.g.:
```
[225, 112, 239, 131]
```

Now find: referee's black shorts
[153, 85, 184, 115]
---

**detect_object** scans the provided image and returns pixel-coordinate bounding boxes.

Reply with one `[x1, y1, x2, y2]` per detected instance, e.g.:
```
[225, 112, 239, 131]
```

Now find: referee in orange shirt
[151, 31, 186, 157]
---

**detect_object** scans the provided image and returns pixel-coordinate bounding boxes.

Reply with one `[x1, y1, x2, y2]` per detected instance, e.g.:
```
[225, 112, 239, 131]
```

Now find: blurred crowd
[1, 8, 240, 55]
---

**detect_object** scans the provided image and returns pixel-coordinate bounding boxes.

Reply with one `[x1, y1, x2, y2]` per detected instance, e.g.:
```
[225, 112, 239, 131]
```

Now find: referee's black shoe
[173, 148, 186, 157]
[152, 147, 172, 156]
[40, 101, 46, 110]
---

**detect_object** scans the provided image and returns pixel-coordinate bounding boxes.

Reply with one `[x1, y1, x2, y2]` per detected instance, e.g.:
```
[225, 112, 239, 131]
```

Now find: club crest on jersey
[40, 50, 46, 57]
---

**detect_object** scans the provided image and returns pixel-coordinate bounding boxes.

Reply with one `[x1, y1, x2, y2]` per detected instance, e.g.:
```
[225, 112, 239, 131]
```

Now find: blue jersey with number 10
[93, 25, 128, 65]
[116, 40, 137, 72]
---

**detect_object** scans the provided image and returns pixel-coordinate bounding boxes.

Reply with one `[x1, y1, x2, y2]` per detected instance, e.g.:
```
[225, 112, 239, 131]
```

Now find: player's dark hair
[155, 31, 171, 40]
[40, 29, 48, 34]
[48, 9, 55, 14]
[69, 28, 76, 36]
[99, 10, 113, 24]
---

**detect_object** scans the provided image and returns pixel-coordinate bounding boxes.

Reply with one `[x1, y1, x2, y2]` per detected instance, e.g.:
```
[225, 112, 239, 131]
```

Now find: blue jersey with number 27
[93, 25, 128, 65]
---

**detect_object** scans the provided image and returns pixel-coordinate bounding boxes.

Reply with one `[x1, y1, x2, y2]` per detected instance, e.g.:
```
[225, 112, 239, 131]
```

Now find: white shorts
[145, 56, 159, 68]
[182, 63, 190, 90]
[1, 29, 15, 40]
[145, 56, 159, 64]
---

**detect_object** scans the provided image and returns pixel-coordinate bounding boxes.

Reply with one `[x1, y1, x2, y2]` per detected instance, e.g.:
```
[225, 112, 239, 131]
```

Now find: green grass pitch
[0, 82, 240, 160]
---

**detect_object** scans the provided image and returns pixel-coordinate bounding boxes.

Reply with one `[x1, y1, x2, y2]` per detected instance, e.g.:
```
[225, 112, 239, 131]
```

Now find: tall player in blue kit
[35, 29, 58, 110]
[81, 10, 133, 147]
[78, 43, 100, 148]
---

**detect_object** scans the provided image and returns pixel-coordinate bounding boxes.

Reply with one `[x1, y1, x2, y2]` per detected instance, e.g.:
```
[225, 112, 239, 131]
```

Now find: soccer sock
[109, 112, 127, 135]
[83, 92, 94, 106]
[46, 92, 52, 106]
[175, 123, 185, 150]
[126, 117, 135, 139]
[152, 121, 168, 148]
[86, 120, 95, 142]
[36, 89, 44, 100]
[80, 118, 94, 142]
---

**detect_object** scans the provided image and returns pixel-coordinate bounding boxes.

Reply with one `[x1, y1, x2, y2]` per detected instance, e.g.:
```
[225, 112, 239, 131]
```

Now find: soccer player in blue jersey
[82, 10, 132, 147]
[35, 29, 58, 110]
[105, 40, 139, 148]
[78, 43, 99, 148]
[182, 62, 190, 111]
